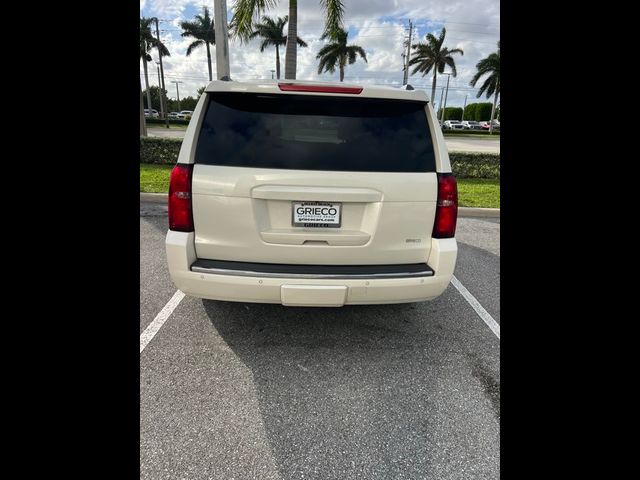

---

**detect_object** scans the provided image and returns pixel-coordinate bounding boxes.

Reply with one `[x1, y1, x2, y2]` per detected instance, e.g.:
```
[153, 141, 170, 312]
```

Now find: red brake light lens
[168, 163, 194, 232]
[278, 83, 363, 94]
[432, 173, 458, 238]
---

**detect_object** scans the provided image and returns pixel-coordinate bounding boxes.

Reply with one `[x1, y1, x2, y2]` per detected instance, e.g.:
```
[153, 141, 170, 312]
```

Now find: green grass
[140, 164, 172, 193]
[140, 164, 500, 208]
[457, 178, 500, 208]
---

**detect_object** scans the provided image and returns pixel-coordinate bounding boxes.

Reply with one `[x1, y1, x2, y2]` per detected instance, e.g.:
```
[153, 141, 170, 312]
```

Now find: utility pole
[171, 81, 183, 111]
[437, 87, 444, 123]
[462, 94, 468, 121]
[270, 70, 275, 79]
[155, 17, 170, 128]
[213, 0, 231, 80]
[402, 20, 413, 85]
[440, 72, 451, 124]
[155, 61, 164, 118]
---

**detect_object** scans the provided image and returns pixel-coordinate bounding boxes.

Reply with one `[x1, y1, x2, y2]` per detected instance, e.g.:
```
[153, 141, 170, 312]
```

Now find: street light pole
[462, 94, 468, 121]
[213, 0, 231, 79]
[440, 72, 452, 124]
[171, 81, 183, 111]
[437, 87, 444, 123]
[155, 62, 164, 119]
[155, 17, 170, 128]
[402, 20, 413, 85]
[140, 79, 147, 137]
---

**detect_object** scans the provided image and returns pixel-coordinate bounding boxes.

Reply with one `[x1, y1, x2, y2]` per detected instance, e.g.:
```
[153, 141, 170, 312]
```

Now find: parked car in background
[177, 110, 194, 120]
[168, 112, 179, 119]
[144, 109, 159, 118]
[480, 120, 500, 131]
[443, 120, 464, 130]
[460, 120, 481, 130]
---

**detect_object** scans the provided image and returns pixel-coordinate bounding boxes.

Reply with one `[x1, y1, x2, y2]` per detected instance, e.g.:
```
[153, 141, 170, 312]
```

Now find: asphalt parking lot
[140, 201, 500, 479]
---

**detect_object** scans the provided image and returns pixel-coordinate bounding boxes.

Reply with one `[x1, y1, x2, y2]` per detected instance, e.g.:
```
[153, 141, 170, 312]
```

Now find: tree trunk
[206, 42, 213, 81]
[340, 65, 344, 82]
[140, 78, 147, 137]
[276, 44, 281, 79]
[284, 0, 298, 79]
[431, 66, 437, 105]
[142, 52, 153, 113]
[489, 87, 499, 134]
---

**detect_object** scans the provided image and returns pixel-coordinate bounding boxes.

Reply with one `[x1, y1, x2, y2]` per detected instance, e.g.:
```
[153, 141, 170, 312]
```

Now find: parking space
[140, 202, 500, 479]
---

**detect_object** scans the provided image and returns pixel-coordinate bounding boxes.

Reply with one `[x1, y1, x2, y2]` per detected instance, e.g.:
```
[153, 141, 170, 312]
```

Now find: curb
[458, 207, 500, 218]
[140, 192, 167, 204]
[141, 193, 499, 218]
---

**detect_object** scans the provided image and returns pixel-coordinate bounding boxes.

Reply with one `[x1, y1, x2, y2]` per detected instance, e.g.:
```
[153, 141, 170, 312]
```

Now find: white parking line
[451, 276, 500, 340]
[140, 290, 185, 353]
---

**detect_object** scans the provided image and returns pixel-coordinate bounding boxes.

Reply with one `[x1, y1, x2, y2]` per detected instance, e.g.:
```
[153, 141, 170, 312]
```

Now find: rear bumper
[166, 231, 457, 306]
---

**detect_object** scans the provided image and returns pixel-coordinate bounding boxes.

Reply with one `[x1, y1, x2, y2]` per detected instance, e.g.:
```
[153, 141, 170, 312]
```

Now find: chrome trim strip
[191, 266, 434, 280]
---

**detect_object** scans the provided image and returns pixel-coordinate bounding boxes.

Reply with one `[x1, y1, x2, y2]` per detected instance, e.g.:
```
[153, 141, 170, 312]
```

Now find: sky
[139, 0, 500, 109]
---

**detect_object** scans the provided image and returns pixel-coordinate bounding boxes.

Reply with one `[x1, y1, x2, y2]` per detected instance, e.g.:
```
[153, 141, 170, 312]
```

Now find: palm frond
[443, 56, 458, 76]
[469, 44, 500, 97]
[231, 0, 278, 42]
[180, 20, 200, 37]
[316, 44, 336, 58]
[350, 45, 367, 62]
[446, 48, 464, 56]
[186, 39, 205, 56]
[347, 49, 357, 65]
[320, 0, 345, 38]
[259, 38, 273, 52]
[437, 27, 447, 47]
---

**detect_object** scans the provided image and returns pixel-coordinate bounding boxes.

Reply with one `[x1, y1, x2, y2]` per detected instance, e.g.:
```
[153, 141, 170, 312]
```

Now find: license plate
[292, 202, 341, 228]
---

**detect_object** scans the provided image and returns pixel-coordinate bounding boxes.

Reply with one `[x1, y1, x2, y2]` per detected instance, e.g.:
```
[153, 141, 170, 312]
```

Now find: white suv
[176, 110, 193, 119]
[443, 120, 464, 130]
[166, 80, 458, 306]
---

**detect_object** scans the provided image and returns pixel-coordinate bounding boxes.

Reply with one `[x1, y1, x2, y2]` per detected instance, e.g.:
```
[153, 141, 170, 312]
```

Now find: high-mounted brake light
[278, 83, 363, 94]
[168, 163, 194, 232]
[432, 173, 458, 238]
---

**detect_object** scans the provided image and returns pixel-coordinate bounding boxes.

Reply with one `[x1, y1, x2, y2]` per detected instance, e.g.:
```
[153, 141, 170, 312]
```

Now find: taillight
[432, 173, 458, 238]
[278, 83, 363, 94]
[168, 163, 194, 232]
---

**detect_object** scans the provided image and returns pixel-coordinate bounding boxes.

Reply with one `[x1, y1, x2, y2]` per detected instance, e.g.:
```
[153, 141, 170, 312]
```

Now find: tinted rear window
[194, 92, 436, 172]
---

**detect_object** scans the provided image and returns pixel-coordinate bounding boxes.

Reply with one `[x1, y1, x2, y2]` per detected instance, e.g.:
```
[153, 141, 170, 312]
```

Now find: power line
[442, 28, 499, 36]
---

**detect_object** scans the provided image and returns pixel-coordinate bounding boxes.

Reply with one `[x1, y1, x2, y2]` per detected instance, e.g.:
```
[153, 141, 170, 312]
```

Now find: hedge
[464, 102, 495, 122]
[441, 107, 463, 121]
[443, 129, 500, 136]
[449, 152, 500, 179]
[140, 137, 500, 179]
[463, 103, 477, 121]
[144, 118, 191, 125]
[140, 137, 183, 164]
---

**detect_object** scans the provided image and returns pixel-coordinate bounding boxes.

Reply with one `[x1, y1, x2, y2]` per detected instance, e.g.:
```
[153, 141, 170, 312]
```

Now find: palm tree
[140, 17, 170, 114]
[232, 0, 345, 79]
[180, 7, 216, 82]
[316, 29, 366, 81]
[408, 27, 463, 105]
[249, 16, 307, 79]
[470, 41, 500, 134]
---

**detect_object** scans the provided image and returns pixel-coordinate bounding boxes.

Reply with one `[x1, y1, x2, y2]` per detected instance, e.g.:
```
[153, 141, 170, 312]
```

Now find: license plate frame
[292, 201, 342, 228]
